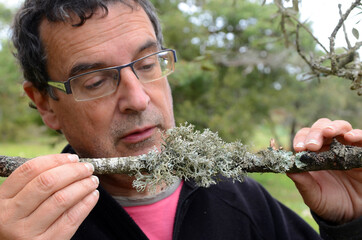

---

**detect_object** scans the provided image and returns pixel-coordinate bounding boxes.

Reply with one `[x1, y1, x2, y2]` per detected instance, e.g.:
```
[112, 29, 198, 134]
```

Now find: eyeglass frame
[47, 49, 177, 101]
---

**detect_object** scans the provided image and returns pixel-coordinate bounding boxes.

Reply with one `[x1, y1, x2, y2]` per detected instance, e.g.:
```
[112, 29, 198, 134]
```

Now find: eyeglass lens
[70, 50, 174, 101]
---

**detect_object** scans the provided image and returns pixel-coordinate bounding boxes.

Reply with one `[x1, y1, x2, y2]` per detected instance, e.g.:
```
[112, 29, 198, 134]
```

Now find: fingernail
[306, 139, 319, 146]
[91, 175, 99, 185]
[295, 142, 305, 148]
[93, 190, 99, 197]
[68, 154, 79, 162]
[85, 163, 95, 172]
[346, 132, 355, 137]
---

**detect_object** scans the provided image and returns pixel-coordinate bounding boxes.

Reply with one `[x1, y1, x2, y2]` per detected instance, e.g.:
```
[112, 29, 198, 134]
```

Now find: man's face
[39, 3, 175, 158]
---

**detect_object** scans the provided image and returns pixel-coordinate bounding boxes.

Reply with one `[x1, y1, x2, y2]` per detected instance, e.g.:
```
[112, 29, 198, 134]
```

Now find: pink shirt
[123, 181, 183, 240]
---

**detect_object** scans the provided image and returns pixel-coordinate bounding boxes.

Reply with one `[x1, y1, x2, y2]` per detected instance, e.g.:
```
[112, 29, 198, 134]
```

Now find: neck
[98, 174, 166, 197]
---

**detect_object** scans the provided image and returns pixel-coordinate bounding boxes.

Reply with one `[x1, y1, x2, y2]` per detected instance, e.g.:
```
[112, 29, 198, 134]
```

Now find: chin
[117, 137, 161, 157]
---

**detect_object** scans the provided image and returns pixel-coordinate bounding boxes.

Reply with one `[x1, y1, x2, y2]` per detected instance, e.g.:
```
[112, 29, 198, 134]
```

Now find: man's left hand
[288, 118, 362, 224]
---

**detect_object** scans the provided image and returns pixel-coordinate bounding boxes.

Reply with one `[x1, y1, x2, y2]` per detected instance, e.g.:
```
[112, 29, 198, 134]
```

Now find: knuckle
[295, 127, 310, 137]
[310, 127, 323, 133]
[81, 177, 97, 189]
[51, 154, 72, 165]
[69, 164, 88, 180]
[311, 118, 331, 127]
[36, 173, 56, 192]
[52, 191, 68, 208]
[63, 208, 81, 227]
[334, 120, 352, 129]
[62, 192, 97, 228]
[319, 117, 331, 122]
[12, 198, 26, 213]
[300, 127, 310, 132]
[18, 161, 38, 178]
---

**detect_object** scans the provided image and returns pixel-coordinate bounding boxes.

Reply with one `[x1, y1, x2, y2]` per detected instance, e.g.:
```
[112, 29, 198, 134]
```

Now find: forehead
[39, 2, 157, 79]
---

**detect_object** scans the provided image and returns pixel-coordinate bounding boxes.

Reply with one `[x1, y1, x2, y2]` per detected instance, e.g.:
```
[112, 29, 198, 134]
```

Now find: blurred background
[0, 0, 361, 230]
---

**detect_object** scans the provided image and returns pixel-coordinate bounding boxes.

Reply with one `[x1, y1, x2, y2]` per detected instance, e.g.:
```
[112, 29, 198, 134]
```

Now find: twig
[296, 24, 313, 68]
[0, 124, 361, 191]
[330, 0, 361, 73]
[288, 14, 329, 53]
[330, 0, 361, 40]
[338, 4, 352, 49]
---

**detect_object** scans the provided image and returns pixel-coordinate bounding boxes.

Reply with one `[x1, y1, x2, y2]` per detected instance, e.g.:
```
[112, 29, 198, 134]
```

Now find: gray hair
[11, 0, 163, 94]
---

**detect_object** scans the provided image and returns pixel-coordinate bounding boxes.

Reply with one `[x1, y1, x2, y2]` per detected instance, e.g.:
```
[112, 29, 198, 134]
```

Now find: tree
[0, 0, 360, 148]
[0, 3, 41, 142]
[153, 0, 361, 149]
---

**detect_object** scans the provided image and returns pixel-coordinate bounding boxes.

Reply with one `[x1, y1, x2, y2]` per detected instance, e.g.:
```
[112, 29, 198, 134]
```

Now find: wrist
[312, 212, 362, 239]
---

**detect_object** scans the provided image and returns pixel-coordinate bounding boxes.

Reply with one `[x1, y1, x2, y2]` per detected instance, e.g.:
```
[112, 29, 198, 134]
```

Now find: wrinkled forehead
[39, 1, 145, 41]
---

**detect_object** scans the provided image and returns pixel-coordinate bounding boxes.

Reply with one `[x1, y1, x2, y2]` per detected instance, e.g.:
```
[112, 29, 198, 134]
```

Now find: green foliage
[0, 38, 42, 141]
[0, 3, 46, 142]
[0, 0, 360, 146]
[152, 0, 361, 148]
[0, 3, 12, 25]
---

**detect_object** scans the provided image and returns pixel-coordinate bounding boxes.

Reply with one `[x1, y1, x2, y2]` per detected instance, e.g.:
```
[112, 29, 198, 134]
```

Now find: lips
[120, 126, 156, 144]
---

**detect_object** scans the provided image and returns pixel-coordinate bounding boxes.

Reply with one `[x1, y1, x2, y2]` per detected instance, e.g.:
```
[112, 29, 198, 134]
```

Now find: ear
[23, 81, 61, 130]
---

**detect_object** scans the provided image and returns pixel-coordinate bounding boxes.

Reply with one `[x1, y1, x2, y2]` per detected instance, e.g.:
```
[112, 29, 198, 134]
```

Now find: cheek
[149, 80, 174, 124]
[53, 98, 115, 134]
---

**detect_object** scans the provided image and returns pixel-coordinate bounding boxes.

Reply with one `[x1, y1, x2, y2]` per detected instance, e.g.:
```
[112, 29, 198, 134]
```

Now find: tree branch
[0, 124, 361, 191]
[272, 0, 362, 95]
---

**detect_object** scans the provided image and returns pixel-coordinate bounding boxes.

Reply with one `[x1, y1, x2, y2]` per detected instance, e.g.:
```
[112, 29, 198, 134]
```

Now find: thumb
[287, 172, 321, 208]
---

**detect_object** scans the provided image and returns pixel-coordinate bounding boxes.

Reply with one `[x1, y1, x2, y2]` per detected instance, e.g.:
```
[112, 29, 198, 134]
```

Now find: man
[0, 0, 361, 239]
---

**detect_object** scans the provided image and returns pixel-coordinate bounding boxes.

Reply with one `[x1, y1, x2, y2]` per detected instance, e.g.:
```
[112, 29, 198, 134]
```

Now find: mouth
[120, 126, 157, 144]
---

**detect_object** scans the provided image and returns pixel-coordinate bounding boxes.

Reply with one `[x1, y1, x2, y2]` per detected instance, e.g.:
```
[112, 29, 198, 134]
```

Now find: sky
[298, 0, 360, 51]
[0, 0, 361, 50]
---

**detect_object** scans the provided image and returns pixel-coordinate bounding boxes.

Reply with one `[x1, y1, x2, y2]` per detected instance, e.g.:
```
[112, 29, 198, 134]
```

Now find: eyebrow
[69, 62, 107, 77]
[68, 40, 160, 78]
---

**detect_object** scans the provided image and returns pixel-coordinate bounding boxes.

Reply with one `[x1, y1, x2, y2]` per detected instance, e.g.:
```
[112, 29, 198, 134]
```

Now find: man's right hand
[0, 154, 99, 240]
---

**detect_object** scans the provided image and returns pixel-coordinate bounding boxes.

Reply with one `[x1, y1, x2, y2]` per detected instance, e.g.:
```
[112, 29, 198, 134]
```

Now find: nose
[116, 67, 150, 113]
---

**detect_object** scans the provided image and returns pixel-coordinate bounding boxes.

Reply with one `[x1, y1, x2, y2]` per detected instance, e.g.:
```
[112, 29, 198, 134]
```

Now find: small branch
[296, 24, 313, 68]
[330, 0, 361, 73]
[289, 14, 329, 53]
[1, 124, 361, 191]
[271, 0, 362, 94]
[330, 36, 338, 73]
[338, 4, 352, 49]
[330, 0, 360, 40]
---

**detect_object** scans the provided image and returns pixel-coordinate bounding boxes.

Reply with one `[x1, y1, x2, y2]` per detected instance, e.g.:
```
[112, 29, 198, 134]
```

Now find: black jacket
[62, 146, 362, 240]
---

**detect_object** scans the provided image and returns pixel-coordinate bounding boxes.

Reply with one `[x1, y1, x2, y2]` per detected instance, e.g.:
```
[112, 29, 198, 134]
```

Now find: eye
[135, 56, 158, 72]
[84, 77, 106, 90]
[138, 63, 156, 71]
[80, 71, 118, 91]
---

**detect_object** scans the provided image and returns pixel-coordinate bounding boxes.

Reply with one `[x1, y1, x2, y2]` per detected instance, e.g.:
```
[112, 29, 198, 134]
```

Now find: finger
[293, 127, 311, 152]
[322, 120, 352, 138]
[0, 154, 79, 199]
[27, 175, 99, 234]
[43, 189, 99, 240]
[304, 118, 333, 151]
[10, 162, 94, 219]
[344, 129, 362, 146]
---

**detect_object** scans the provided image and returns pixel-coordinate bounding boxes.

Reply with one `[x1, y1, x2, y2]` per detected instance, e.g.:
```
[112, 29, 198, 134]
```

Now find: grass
[0, 139, 319, 231]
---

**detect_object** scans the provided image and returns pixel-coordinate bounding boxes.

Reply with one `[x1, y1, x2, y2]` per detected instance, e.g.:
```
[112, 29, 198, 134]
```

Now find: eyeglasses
[47, 49, 177, 101]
